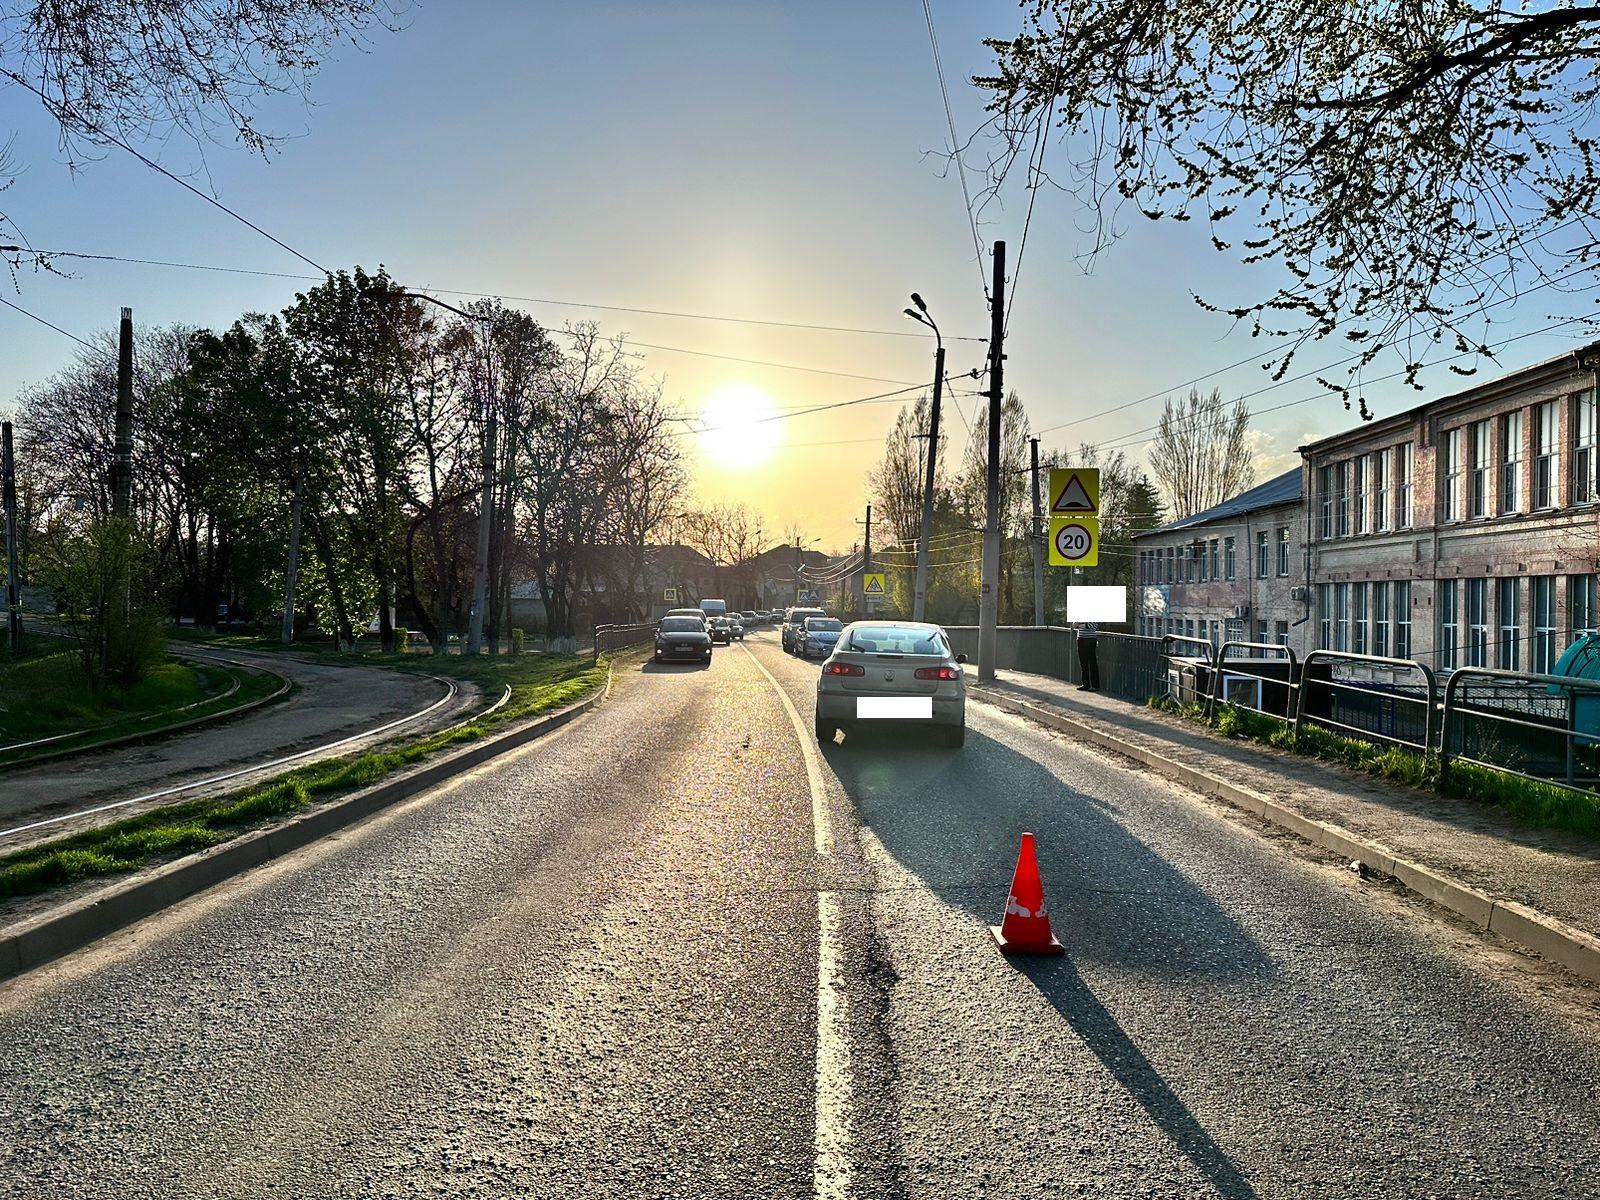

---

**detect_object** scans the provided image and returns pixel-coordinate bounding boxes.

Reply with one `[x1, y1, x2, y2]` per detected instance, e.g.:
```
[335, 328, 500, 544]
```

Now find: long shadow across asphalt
[824, 723, 1268, 1199]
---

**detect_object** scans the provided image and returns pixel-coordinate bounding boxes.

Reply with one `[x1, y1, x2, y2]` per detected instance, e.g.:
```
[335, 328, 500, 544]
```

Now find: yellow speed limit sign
[1048, 516, 1099, 567]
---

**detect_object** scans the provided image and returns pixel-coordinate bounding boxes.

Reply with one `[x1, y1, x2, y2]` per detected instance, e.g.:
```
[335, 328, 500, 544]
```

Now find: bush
[393, 626, 409, 653]
[511, 627, 525, 655]
[37, 517, 167, 690]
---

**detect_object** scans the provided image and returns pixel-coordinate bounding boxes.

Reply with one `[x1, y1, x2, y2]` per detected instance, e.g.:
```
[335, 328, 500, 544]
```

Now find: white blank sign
[1065, 586, 1127, 623]
[856, 696, 933, 719]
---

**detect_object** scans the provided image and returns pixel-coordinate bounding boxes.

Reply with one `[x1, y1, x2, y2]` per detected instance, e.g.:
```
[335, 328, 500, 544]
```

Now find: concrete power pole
[466, 408, 497, 655]
[111, 307, 135, 519]
[3, 421, 20, 657]
[978, 241, 1006, 681]
[1030, 436, 1044, 626]
[857, 504, 872, 616]
[913, 344, 944, 623]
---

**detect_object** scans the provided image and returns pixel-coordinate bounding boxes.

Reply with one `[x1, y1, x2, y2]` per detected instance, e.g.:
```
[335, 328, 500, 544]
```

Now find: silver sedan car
[814, 620, 967, 747]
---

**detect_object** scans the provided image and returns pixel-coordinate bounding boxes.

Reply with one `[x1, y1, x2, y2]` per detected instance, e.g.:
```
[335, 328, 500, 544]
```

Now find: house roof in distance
[1134, 467, 1303, 539]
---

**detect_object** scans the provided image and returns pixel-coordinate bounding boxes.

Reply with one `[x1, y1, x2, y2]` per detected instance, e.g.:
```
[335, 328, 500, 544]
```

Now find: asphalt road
[0, 645, 474, 850]
[3, 629, 1600, 1197]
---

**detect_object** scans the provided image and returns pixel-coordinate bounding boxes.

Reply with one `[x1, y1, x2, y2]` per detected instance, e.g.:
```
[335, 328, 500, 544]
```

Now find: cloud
[1243, 428, 1300, 480]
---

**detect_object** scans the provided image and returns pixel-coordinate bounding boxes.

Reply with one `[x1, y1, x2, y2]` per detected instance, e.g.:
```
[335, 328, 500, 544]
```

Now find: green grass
[0, 650, 284, 763]
[1160, 698, 1600, 837]
[0, 650, 614, 901]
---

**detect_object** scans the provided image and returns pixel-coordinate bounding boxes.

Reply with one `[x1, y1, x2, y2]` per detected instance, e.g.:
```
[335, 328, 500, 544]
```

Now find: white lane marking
[814, 890, 852, 1200]
[0, 678, 460, 840]
[739, 639, 833, 856]
[738, 638, 852, 1199]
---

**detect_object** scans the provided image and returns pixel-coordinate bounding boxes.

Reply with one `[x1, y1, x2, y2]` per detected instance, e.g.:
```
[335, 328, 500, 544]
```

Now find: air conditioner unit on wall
[1290, 586, 1309, 602]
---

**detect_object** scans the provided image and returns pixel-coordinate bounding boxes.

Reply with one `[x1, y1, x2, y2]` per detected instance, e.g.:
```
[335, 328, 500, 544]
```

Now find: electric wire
[919, 0, 988, 299]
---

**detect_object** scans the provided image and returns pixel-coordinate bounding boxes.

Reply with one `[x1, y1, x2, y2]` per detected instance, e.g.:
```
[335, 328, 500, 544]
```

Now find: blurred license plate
[856, 696, 932, 719]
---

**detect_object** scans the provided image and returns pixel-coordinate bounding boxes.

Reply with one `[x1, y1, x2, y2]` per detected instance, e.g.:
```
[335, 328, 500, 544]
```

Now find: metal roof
[1134, 467, 1302, 538]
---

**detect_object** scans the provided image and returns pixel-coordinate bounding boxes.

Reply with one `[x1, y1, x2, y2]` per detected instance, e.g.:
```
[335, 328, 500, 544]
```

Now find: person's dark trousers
[1077, 638, 1101, 690]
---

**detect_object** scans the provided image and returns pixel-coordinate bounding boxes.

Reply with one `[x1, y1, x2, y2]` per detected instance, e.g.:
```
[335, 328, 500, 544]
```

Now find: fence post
[592, 624, 603, 666]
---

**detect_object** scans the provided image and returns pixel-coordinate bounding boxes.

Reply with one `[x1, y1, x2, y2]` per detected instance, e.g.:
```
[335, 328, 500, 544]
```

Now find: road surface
[0, 645, 476, 851]
[2, 629, 1599, 1197]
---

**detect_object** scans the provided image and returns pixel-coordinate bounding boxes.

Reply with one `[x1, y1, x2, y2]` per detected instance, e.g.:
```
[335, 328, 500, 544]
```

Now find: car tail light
[915, 666, 961, 681]
[825, 662, 865, 676]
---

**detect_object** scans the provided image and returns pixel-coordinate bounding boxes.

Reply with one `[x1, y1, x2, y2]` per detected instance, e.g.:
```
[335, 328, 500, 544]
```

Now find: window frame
[1499, 409, 1524, 515]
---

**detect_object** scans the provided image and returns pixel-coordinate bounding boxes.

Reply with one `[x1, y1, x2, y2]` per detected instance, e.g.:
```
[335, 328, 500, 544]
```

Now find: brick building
[1301, 344, 1600, 673]
[1132, 468, 1311, 653]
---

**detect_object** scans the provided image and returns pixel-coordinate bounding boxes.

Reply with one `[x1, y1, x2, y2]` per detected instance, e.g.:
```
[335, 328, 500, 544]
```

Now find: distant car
[655, 615, 713, 663]
[708, 616, 733, 645]
[740, 610, 760, 628]
[728, 618, 745, 641]
[814, 620, 967, 748]
[782, 606, 827, 653]
[799, 616, 843, 658]
[665, 608, 706, 621]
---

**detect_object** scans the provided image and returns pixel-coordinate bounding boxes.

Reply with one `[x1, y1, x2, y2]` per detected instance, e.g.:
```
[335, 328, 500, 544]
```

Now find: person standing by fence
[1076, 621, 1101, 691]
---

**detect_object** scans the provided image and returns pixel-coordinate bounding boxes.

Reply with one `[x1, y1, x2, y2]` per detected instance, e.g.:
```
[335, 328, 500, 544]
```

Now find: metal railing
[592, 622, 658, 663]
[1206, 641, 1298, 722]
[1292, 650, 1437, 753]
[1440, 667, 1600, 791]
[1096, 632, 1166, 706]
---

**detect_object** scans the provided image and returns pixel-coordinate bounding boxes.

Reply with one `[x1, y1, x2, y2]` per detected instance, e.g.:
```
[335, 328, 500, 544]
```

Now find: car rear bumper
[815, 693, 964, 725]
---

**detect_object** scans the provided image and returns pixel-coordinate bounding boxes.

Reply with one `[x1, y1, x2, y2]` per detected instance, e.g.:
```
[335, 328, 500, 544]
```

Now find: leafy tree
[1148, 388, 1254, 520]
[978, 1, 1600, 410]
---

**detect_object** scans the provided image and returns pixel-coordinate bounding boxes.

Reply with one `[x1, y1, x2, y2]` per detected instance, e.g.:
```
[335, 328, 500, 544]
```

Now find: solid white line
[737, 638, 852, 1197]
[739, 639, 833, 856]
[0, 678, 460, 840]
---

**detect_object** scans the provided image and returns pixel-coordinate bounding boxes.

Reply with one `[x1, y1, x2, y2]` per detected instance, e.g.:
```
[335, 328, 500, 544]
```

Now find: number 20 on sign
[1048, 517, 1099, 567]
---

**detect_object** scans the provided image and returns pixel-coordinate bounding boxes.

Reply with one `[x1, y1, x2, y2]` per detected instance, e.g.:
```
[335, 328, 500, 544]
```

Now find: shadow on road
[824, 724, 1267, 1199]
[640, 660, 711, 673]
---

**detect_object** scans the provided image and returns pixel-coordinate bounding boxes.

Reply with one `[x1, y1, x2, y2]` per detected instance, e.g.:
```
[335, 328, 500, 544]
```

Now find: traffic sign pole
[978, 241, 1005, 682]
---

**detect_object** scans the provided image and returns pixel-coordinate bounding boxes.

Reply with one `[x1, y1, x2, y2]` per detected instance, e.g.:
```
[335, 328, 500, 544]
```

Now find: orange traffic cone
[990, 832, 1065, 956]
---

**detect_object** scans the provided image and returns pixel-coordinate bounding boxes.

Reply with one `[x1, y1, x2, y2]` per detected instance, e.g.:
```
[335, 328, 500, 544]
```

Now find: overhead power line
[0, 295, 106, 357]
[919, 0, 988, 300]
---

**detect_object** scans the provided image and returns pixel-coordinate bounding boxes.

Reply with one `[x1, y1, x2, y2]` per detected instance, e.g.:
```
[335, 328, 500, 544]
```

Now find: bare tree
[869, 395, 938, 548]
[1148, 388, 1254, 520]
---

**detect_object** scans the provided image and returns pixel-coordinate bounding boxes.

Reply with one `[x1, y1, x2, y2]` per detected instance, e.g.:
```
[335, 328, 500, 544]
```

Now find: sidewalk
[970, 668, 1600, 967]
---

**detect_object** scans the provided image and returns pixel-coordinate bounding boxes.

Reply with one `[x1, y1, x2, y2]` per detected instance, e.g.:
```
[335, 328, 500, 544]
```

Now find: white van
[699, 598, 728, 619]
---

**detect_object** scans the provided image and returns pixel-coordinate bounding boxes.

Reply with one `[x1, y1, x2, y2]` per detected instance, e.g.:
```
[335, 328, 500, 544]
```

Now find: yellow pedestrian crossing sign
[863, 573, 886, 597]
[1048, 517, 1100, 567]
[1049, 467, 1100, 516]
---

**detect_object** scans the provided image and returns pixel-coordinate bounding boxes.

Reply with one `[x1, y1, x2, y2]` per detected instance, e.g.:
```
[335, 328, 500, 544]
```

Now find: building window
[1442, 428, 1465, 521]
[1500, 410, 1524, 515]
[1354, 455, 1369, 533]
[1396, 442, 1414, 528]
[1336, 461, 1351, 536]
[1533, 576, 1556, 674]
[1274, 620, 1289, 646]
[1209, 538, 1220, 581]
[1256, 530, 1269, 579]
[1318, 583, 1333, 650]
[1535, 400, 1559, 509]
[1318, 465, 1335, 538]
[1469, 420, 1491, 518]
[1395, 581, 1411, 660]
[1373, 451, 1390, 532]
[1572, 574, 1598, 637]
[1334, 582, 1350, 651]
[1497, 577, 1520, 671]
[1576, 390, 1599, 505]
[1224, 536, 1236, 581]
[1276, 526, 1290, 577]
[1352, 583, 1369, 654]
[1373, 581, 1390, 657]
[1466, 578, 1488, 667]
[1438, 580, 1459, 670]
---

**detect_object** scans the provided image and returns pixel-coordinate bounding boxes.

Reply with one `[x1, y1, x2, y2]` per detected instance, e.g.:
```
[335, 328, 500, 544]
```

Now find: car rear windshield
[660, 617, 704, 633]
[805, 618, 842, 631]
[844, 625, 948, 655]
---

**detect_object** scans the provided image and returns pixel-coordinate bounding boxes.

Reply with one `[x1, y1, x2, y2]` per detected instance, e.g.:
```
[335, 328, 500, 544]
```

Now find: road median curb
[971, 683, 1600, 988]
[0, 676, 607, 984]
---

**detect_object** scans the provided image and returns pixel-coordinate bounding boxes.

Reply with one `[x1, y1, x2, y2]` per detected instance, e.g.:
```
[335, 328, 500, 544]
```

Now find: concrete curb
[971, 683, 1600, 989]
[0, 658, 293, 770]
[0, 677, 607, 984]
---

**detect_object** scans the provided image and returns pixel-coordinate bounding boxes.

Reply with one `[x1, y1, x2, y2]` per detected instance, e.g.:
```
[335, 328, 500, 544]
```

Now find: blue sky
[1, 1, 1587, 548]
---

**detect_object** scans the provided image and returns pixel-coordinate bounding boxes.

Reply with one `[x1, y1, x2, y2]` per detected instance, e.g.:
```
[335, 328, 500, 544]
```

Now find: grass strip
[1152, 696, 1600, 838]
[0, 652, 612, 901]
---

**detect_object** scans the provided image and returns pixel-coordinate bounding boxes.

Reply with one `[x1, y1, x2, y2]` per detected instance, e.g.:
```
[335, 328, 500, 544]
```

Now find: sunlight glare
[698, 383, 782, 470]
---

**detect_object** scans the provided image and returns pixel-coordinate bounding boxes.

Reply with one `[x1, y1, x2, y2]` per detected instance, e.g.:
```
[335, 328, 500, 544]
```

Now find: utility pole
[856, 504, 872, 616]
[280, 473, 302, 644]
[906, 292, 945, 624]
[3, 421, 21, 657]
[111, 307, 135, 519]
[466, 405, 497, 655]
[978, 241, 1006, 681]
[1030, 436, 1044, 627]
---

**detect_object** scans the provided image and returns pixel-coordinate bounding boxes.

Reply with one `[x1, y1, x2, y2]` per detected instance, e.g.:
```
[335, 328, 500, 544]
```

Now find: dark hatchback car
[654, 616, 713, 663]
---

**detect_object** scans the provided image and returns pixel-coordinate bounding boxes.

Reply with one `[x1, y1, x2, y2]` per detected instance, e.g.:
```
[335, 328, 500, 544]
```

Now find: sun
[697, 383, 782, 471]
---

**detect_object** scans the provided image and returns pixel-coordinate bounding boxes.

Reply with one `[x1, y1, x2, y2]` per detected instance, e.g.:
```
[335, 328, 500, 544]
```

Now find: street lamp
[904, 294, 945, 623]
